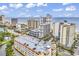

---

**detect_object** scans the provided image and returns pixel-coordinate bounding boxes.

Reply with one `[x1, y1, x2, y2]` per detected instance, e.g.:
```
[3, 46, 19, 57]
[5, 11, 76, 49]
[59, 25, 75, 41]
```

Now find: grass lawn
[1, 40, 10, 44]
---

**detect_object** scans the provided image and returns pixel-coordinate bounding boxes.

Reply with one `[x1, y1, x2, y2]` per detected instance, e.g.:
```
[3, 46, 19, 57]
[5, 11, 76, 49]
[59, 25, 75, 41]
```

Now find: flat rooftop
[15, 35, 51, 52]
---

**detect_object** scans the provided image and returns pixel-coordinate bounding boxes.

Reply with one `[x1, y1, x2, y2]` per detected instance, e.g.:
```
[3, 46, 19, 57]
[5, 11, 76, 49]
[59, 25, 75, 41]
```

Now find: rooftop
[30, 28, 41, 32]
[15, 35, 51, 52]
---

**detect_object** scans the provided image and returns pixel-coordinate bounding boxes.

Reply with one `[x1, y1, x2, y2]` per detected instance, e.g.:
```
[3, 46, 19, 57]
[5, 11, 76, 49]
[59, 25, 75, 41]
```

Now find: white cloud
[65, 5, 76, 11]
[37, 3, 47, 7]
[62, 3, 71, 6]
[16, 4, 23, 8]
[9, 3, 23, 9]
[52, 8, 63, 11]
[0, 6, 8, 10]
[26, 3, 47, 8]
[9, 4, 14, 7]
[26, 3, 36, 8]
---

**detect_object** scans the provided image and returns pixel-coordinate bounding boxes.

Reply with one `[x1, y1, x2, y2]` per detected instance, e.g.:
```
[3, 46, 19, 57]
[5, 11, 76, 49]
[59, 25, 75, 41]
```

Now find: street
[0, 44, 6, 56]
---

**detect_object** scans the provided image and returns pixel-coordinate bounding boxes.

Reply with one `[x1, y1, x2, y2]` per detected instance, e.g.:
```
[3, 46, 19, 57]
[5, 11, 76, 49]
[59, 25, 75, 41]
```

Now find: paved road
[0, 44, 6, 56]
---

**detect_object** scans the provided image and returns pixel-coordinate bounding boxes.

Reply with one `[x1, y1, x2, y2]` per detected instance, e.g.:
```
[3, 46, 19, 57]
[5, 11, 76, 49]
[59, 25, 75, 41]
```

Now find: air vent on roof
[33, 48, 36, 50]
[35, 44, 37, 46]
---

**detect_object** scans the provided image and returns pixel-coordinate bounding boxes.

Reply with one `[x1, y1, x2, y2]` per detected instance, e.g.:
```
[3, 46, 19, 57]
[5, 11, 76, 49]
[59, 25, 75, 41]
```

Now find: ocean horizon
[5, 17, 79, 32]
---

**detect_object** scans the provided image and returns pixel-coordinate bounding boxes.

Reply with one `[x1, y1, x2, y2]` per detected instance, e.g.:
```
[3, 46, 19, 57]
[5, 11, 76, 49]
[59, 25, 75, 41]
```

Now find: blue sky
[0, 3, 79, 32]
[0, 3, 79, 17]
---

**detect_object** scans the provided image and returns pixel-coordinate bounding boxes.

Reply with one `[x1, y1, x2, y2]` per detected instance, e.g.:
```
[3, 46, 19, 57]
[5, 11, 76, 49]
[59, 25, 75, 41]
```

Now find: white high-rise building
[53, 22, 60, 38]
[68, 23, 75, 47]
[40, 14, 52, 24]
[52, 21, 75, 47]
[40, 14, 52, 32]
[39, 23, 50, 38]
[59, 22, 75, 47]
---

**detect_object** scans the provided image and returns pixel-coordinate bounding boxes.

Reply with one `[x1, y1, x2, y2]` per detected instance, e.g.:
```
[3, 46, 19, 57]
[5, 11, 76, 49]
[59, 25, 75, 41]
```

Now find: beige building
[27, 18, 39, 30]
[59, 22, 75, 47]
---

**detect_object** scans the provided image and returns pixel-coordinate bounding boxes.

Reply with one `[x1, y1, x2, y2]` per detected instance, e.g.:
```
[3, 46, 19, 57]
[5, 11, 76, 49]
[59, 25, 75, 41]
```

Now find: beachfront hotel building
[52, 20, 76, 47]
[59, 22, 75, 47]
[14, 35, 51, 56]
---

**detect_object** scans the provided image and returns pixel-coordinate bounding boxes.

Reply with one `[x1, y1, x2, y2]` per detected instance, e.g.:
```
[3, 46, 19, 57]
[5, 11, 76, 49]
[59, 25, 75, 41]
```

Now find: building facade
[28, 14, 52, 38]
[40, 14, 52, 32]
[29, 23, 50, 38]
[11, 18, 18, 28]
[53, 22, 60, 39]
[0, 15, 5, 25]
[27, 18, 39, 30]
[16, 24, 27, 32]
[52, 21, 75, 47]
[39, 23, 50, 38]
[59, 22, 75, 47]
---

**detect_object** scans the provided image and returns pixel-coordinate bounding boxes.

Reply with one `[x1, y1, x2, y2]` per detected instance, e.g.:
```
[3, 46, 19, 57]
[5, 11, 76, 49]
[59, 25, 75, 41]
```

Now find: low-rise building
[15, 23, 28, 32]
[14, 35, 51, 56]
[29, 22, 50, 38]
[29, 28, 41, 38]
